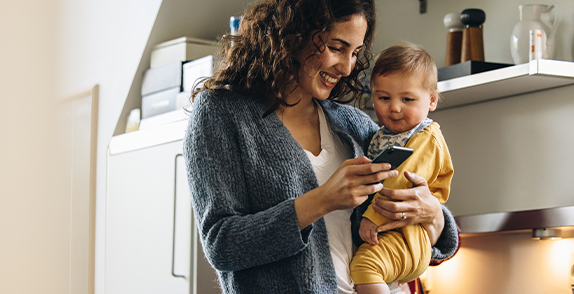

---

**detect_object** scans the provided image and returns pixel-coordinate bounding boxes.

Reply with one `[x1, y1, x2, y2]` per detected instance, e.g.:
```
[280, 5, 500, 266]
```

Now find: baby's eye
[379, 96, 390, 100]
[403, 97, 414, 102]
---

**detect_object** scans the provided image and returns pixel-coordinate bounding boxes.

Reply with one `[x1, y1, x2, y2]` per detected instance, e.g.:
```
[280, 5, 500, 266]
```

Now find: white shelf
[437, 59, 574, 110]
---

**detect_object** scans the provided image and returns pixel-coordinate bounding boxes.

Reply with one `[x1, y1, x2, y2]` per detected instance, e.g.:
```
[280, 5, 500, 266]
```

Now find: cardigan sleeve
[430, 205, 460, 263]
[183, 92, 311, 272]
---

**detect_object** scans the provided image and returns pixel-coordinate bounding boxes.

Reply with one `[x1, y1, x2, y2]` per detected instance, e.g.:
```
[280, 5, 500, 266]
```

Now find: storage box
[150, 37, 219, 69]
[182, 55, 219, 93]
[438, 61, 513, 81]
[141, 87, 181, 119]
[140, 92, 191, 130]
[141, 61, 186, 96]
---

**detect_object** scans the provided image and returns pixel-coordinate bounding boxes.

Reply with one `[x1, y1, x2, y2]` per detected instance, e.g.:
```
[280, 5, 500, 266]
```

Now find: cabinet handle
[172, 154, 192, 279]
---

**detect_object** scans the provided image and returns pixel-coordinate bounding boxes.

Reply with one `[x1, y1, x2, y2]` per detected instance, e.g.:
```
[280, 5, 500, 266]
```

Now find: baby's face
[371, 71, 438, 133]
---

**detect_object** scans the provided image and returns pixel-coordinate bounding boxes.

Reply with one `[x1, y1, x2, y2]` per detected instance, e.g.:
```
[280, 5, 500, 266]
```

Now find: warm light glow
[424, 232, 574, 294]
[539, 238, 574, 291]
[424, 246, 471, 291]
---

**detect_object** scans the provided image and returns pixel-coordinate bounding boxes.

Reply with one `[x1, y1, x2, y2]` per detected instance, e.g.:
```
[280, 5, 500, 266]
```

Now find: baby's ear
[429, 91, 439, 111]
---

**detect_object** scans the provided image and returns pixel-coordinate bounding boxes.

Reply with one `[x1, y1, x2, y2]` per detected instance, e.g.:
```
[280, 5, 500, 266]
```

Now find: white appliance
[106, 120, 219, 294]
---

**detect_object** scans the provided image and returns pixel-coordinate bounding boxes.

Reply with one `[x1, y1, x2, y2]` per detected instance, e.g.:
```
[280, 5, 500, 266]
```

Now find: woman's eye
[328, 46, 341, 52]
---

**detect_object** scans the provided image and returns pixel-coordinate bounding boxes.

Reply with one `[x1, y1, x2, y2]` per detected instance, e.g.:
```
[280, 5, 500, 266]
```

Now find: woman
[183, 0, 459, 293]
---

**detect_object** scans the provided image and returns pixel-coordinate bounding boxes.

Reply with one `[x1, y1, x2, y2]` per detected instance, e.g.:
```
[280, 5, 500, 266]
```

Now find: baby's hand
[359, 218, 379, 246]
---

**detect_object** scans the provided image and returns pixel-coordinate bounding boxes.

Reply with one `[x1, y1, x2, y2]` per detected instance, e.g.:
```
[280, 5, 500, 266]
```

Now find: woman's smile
[320, 72, 339, 85]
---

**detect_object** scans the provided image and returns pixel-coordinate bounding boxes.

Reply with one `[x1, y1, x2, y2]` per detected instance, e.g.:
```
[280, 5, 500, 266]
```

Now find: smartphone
[370, 146, 414, 170]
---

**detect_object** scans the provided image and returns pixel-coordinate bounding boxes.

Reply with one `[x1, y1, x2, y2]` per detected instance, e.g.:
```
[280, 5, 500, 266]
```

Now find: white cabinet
[106, 120, 219, 294]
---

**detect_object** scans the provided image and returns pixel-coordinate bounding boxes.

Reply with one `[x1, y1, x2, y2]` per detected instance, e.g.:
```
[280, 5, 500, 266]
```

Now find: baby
[350, 42, 454, 294]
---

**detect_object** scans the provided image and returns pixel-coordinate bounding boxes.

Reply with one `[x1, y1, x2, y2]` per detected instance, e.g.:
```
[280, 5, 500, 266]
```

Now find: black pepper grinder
[460, 8, 486, 62]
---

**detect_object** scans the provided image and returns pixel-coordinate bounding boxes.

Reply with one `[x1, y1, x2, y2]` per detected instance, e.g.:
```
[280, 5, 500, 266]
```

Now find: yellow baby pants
[350, 224, 431, 285]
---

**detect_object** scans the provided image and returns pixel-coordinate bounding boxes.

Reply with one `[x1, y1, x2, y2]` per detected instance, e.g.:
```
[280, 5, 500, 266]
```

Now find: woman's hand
[294, 156, 396, 230]
[320, 156, 396, 211]
[371, 171, 444, 245]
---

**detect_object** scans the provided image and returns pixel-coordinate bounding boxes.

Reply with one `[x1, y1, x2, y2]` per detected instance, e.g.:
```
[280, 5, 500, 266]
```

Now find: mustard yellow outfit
[350, 122, 453, 285]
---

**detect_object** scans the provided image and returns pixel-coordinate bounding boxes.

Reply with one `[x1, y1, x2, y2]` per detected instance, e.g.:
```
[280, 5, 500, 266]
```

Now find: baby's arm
[359, 217, 380, 245]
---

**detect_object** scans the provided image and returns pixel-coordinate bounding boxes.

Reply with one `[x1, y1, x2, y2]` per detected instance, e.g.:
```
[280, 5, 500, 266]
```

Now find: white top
[304, 104, 404, 294]
[304, 104, 356, 294]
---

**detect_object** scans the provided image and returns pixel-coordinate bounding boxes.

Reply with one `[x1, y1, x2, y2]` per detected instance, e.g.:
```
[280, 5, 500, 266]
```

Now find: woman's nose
[336, 54, 354, 77]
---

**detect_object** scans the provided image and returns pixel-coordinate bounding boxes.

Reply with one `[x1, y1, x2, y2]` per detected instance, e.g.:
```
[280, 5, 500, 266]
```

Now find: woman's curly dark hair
[192, 0, 375, 116]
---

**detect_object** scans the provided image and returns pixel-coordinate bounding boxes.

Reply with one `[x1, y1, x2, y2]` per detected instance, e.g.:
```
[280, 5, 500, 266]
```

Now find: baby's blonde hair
[371, 42, 438, 96]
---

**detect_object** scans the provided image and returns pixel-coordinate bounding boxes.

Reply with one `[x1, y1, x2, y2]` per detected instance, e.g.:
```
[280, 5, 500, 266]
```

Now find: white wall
[57, 2, 163, 293]
[0, 1, 68, 294]
[0, 1, 163, 293]
[433, 85, 574, 216]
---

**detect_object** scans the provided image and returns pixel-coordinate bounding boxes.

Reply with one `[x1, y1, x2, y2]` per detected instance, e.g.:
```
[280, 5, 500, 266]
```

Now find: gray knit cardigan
[183, 91, 459, 294]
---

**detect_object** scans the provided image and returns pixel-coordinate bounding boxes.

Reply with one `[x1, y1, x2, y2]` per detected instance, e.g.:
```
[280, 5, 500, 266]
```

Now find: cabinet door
[106, 138, 219, 294]
[106, 140, 188, 293]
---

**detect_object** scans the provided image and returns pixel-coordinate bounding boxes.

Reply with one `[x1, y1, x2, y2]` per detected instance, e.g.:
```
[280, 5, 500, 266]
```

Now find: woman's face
[295, 14, 368, 102]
